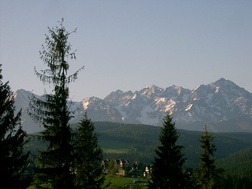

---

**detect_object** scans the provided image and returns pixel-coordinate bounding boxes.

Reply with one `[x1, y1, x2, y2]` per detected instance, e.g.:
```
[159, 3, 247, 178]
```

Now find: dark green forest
[28, 121, 252, 167]
[25, 121, 252, 188]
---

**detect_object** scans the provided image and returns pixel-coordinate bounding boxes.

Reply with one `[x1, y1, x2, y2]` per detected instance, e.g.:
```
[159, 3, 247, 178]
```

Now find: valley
[27, 121, 252, 169]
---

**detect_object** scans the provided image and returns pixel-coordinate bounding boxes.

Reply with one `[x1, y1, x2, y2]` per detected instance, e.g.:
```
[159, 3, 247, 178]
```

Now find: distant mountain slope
[14, 78, 252, 133]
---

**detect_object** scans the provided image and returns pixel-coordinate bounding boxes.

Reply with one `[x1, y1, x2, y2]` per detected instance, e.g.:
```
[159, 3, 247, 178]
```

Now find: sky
[1, 1, 252, 101]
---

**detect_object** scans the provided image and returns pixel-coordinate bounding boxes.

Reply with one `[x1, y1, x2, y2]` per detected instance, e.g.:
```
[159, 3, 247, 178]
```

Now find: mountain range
[14, 78, 252, 134]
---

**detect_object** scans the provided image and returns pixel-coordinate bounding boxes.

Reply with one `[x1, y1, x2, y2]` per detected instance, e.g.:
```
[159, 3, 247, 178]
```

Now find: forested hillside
[24, 121, 252, 188]
[27, 121, 252, 167]
[217, 147, 252, 175]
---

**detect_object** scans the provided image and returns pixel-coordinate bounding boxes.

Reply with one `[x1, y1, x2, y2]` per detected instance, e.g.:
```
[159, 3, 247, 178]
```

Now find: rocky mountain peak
[14, 78, 252, 133]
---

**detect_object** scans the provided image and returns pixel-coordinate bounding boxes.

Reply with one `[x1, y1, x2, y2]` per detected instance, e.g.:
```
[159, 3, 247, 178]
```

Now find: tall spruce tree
[74, 113, 105, 189]
[197, 126, 223, 189]
[28, 19, 83, 189]
[0, 64, 30, 189]
[148, 113, 190, 189]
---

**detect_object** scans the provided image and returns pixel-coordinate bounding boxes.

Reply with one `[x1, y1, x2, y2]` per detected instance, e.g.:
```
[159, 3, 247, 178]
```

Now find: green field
[100, 139, 132, 153]
[104, 175, 148, 189]
[27, 176, 148, 189]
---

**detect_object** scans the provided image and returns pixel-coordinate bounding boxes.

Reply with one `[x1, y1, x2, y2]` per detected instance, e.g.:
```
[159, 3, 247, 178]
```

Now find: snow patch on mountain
[185, 104, 193, 111]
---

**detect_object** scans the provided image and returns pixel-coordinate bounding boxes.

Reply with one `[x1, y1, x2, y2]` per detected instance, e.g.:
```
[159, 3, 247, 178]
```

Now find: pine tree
[0, 64, 30, 189]
[28, 19, 83, 189]
[197, 126, 223, 189]
[74, 113, 105, 189]
[148, 113, 190, 189]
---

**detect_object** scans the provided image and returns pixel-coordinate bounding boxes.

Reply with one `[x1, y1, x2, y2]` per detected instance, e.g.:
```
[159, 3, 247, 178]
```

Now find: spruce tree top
[35, 18, 84, 88]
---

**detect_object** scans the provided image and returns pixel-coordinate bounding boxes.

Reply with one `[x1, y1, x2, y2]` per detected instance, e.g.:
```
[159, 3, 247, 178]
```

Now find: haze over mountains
[14, 78, 252, 134]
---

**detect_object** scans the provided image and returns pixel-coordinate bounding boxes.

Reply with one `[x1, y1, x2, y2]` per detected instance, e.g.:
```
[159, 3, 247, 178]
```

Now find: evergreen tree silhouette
[28, 19, 83, 189]
[0, 64, 29, 189]
[149, 113, 190, 189]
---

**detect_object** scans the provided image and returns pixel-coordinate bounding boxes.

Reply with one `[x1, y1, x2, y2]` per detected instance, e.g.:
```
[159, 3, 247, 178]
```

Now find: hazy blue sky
[1, 1, 252, 101]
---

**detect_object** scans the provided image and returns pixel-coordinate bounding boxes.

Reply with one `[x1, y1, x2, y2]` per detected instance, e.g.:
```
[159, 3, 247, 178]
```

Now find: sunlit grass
[104, 175, 148, 189]
[103, 148, 129, 153]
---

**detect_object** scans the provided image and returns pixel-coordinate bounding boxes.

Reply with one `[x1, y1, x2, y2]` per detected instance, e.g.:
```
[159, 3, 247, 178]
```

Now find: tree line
[1, 19, 251, 189]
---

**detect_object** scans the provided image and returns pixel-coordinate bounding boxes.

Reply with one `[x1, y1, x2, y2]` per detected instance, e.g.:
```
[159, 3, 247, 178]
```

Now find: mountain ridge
[14, 78, 252, 133]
